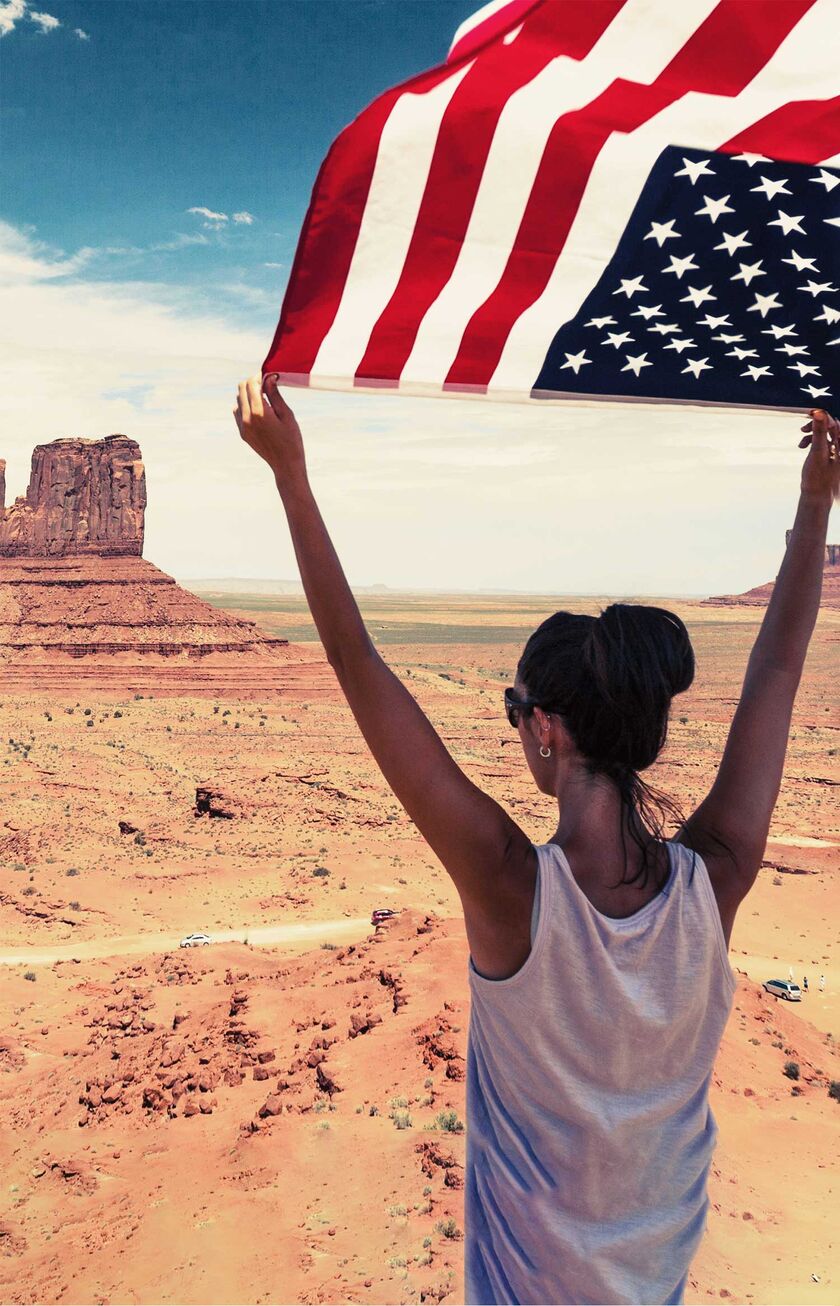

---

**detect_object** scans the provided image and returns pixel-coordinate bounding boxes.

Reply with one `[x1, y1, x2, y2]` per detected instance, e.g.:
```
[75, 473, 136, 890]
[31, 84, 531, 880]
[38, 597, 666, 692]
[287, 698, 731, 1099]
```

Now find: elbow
[326, 634, 378, 682]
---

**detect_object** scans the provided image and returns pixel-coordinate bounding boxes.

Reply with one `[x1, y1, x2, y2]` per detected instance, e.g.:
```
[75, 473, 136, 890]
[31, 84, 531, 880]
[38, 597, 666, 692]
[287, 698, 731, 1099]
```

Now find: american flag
[263, 0, 840, 411]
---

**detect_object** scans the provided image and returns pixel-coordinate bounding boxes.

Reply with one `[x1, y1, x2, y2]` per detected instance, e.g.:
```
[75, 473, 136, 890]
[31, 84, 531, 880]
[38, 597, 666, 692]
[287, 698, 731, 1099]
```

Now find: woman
[233, 378, 837, 1306]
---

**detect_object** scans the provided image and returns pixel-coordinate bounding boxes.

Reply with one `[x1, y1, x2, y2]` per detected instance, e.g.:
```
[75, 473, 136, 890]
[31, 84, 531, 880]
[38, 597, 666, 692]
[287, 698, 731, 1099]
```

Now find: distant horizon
[177, 576, 713, 599]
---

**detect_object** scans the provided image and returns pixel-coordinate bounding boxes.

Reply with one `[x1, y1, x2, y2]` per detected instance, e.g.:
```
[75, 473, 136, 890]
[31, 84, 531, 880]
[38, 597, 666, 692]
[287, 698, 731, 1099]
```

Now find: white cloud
[264, 262, 285, 269]
[28, 8, 59, 32]
[0, 0, 28, 36]
[232, 211, 255, 225]
[74, 26, 89, 40]
[187, 206, 228, 229]
[0, 219, 806, 594]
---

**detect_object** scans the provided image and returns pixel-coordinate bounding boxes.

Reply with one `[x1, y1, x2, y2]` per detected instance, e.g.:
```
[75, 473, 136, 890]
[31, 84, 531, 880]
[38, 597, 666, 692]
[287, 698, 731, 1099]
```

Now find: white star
[727, 346, 759, 360]
[825, 217, 840, 229]
[742, 365, 772, 381]
[585, 315, 616, 329]
[644, 219, 681, 247]
[680, 284, 717, 308]
[663, 338, 696, 354]
[648, 322, 680, 335]
[731, 260, 766, 287]
[663, 252, 699, 279]
[603, 331, 634, 349]
[802, 384, 832, 398]
[613, 276, 648, 299]
[827, 336, 840, 347]
[798, 279, 838, 298]
[682, 357, 712, 379]
[560, 350, 591, 375]
[782, 250, 819, 273]
[675, 156, 716, 185]
[731, 152, 771, 167]
[775, 344, 809, 356]
[698, 313, 731, 330]
[631, 303, 665, 320]
[748, 292, 782, 318]
[788, 361, 821, 378]
[713, 332, 745, 344]
[714, 230, 751, 256]
[814, 305, 840, 325]
[810, 168, 840, 193]
[695, 194, 735, 223]
[621, 353, 652, 377]
[761, 323, 797, 339]
[750, 176, 792, 201]
[768, 210, 806, 236]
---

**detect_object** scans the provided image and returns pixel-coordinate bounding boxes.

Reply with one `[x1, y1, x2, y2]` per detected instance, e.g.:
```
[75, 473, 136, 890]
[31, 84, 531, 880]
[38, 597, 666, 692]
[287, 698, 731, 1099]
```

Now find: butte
[0, 435, 330, 696]
[704, 533, 840, 608]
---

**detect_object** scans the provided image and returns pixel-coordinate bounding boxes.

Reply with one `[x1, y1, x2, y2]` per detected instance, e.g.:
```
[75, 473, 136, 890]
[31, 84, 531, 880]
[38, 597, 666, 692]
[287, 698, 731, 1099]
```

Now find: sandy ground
[0, 595, 837, 1305]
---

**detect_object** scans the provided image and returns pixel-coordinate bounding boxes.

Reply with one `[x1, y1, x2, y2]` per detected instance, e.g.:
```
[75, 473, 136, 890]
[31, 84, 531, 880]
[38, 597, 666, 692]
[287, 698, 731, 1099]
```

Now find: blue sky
[3, 0, 476, 329]
[0, 0, 815, 593]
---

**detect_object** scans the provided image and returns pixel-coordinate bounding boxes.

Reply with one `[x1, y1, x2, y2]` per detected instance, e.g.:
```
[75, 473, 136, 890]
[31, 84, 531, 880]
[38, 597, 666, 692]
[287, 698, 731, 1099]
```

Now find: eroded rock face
[0, 436, 146, 557]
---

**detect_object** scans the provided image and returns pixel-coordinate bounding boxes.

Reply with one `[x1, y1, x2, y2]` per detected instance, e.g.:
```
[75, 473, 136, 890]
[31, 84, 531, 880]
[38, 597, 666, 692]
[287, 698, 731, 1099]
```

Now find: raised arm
[680, 409, 838, 890]
[233, 375, 533, 920]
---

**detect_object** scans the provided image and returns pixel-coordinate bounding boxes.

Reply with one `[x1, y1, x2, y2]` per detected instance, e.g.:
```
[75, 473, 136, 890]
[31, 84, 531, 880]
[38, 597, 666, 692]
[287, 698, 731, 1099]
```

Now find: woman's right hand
[798, 408, 839, 504]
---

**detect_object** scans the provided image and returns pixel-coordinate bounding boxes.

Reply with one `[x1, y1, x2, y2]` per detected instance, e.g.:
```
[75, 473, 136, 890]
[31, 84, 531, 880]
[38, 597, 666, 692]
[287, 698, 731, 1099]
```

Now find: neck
[551, 764, 655, 886]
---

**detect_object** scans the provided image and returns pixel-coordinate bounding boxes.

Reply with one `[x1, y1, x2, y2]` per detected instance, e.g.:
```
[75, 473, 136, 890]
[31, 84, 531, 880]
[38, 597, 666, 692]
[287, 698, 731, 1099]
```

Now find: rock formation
[0, 436, 145, 557]
[0, 435, 337, 693]
[704, 533, 840, 607]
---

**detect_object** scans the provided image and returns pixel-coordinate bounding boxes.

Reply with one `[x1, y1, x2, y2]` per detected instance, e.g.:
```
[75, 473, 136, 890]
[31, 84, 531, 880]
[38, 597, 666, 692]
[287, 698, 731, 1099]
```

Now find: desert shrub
[434, 1218, 461, 1240]
[114, 710, 122, 718]
[22, 886, 35, 896]
[749, 1038, 760, 1046]
[422, 1186, 432, 1196]
[320, 941, 338, 950]
[368, 1105, 379, 1116]
[783, 1061, 800, 1080]
[772, 876, 782, 886]
[69, 901, 81, 911]
[390, 1096, 409, 1109]
[435, 1109, 464, 1133]
[390, 1109, 413, 1130]
[389, 1204, 407, 1217]
[388, 1257, 407, 1269]
[415, 1251, 433, 1267]
[422, 1236, 432, 1247]
[312, 866, 330, 878]
[24, 971, 36, 981]
[66, 868, 79, 877]
[771, 1039, 784, 1049]
[134, 833, 146, 846]
[827, 1081, 840, 1103]
[83, 708, 92, 716]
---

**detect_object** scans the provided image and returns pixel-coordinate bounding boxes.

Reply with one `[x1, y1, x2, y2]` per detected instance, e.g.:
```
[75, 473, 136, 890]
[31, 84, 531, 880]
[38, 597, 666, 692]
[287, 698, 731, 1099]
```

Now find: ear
[533, 707, 552, 737]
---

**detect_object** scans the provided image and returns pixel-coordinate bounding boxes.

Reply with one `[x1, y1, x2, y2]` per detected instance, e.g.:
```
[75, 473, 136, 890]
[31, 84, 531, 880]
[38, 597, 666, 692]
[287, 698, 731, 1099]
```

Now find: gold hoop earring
[540, 745, 551, 758]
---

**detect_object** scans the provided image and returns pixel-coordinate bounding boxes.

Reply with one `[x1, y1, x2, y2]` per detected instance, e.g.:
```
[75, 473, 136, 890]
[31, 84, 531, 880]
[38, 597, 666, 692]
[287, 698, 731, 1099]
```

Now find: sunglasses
[504, 687, 542, 728]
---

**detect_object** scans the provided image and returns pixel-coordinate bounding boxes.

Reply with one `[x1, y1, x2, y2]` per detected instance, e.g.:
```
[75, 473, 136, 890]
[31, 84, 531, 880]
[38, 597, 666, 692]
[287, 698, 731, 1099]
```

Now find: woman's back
[465, 840, 737, 1306]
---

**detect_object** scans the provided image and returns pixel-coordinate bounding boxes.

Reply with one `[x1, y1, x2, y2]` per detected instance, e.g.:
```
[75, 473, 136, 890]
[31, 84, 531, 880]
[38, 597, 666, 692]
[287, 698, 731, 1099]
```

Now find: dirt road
[0, 916, 373, 967]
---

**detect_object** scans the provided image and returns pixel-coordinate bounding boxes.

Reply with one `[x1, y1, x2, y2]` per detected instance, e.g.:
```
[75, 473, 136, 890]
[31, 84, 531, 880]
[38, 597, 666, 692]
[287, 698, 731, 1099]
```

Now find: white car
[762, 979, 802, 1002]
[179, 932, 211, 948]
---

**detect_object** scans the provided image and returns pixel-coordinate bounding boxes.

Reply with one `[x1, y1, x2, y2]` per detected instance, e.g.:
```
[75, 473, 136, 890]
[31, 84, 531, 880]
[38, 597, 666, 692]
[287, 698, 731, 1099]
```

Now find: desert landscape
[0, 438, 838, 1306]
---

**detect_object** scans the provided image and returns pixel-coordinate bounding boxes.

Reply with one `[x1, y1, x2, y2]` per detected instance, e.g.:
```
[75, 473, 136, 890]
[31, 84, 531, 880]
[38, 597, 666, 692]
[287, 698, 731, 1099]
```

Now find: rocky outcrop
[0, 436, 146, 557]
[704, 534, 840, 608]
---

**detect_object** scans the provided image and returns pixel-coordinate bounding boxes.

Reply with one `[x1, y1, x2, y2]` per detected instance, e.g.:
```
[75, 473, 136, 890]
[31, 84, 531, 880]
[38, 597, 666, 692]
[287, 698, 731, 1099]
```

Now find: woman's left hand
[233, 374, 307, 489]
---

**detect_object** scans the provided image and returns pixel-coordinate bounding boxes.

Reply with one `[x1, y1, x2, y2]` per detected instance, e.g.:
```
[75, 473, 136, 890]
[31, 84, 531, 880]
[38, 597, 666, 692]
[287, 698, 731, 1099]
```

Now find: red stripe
[721, 94, 840, 164]
[447, 0, 545, 66]
[444, 0, 815, 388]
[354, 0, 625, 384]
[262, 62, 458, 379]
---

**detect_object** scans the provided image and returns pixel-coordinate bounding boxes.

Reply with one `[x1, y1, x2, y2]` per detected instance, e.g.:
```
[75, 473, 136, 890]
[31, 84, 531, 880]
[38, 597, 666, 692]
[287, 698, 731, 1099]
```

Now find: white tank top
[465, 839, 737, 1305]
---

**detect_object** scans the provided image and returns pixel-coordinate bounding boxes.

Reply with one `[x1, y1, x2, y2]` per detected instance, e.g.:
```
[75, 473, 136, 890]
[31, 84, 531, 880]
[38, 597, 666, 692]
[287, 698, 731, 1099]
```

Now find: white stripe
[309, 62, 473, 384]
[400, 0, 719, 387]
[491, 0, 840, 393]
[448, 0, 519, 61]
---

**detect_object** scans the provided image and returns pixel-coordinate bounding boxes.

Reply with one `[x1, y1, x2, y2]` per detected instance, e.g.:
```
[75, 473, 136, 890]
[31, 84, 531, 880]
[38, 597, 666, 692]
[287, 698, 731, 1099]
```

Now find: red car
[371, 908, 397, 926]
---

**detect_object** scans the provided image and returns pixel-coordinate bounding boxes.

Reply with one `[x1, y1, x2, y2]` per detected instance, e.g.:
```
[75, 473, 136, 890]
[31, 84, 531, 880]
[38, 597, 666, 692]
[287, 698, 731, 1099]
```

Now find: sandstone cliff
[704, 535, 840, 607]
[0, 436, 146, 557]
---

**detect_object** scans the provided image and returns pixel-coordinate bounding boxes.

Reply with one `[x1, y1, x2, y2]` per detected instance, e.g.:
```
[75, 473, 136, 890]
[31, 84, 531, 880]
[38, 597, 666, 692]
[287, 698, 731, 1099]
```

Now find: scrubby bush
[391, 1109, 413, 1130]
[434, 1218, 462, 1240]
[312, 866, 330, 878]
[66, 868, 79, 877]
[435, 1109, 464, 1133]
[783, 1061, 800, 1080]
[827, 1081, 840, 1103]
[69, 901, 81, 911]
[24, 971, 36, 981]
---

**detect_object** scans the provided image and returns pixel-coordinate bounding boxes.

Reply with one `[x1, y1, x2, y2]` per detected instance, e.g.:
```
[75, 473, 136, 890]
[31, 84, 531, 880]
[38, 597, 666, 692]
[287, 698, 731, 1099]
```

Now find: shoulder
[461, 838, 539, 982]
[673, 833, 752, 951]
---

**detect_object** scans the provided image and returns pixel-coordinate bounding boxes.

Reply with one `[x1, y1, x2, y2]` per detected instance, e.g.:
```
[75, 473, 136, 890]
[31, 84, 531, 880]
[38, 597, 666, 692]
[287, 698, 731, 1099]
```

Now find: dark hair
[516, 603, 695, 891]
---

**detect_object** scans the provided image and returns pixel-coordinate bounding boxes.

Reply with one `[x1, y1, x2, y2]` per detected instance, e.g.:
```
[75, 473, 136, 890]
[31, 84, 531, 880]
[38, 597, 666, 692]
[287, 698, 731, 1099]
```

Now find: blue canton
[533, 146, 839, 409]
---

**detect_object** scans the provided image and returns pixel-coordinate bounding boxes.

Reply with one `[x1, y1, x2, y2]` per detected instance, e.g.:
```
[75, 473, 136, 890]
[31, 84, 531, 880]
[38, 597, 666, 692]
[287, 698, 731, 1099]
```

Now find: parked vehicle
[179, 932, 211, 948]
[762, 979, 802, 1001]
[371, 908, 397, 926]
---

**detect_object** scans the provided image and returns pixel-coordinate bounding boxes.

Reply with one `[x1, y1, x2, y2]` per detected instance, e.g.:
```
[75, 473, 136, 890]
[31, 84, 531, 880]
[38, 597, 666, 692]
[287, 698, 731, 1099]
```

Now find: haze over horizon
[1, 0, 826, 596]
